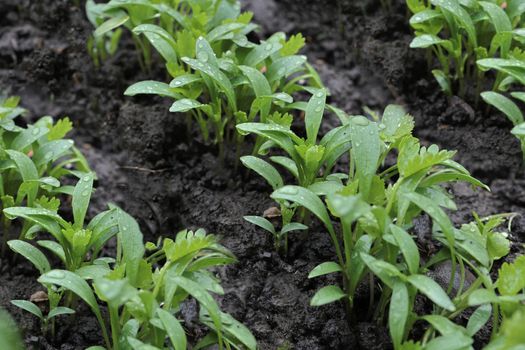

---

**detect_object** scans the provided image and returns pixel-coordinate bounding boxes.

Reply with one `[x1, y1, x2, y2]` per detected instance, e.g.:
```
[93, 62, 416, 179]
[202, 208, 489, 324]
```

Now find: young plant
[88, 0, 247, 72]
[0, 96, 91, 255]
[408, 0, 524, 98]
[126, 32, 322, 162]
[266, 106, 502, 348]
[5, 172, 119, 273]
[37, 212, 256, 350]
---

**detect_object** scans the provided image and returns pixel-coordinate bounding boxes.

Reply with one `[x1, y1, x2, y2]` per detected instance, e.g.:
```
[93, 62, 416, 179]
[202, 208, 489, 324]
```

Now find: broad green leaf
[157, 309, 187, 350]
[6, 150, 38, 181]
[94, 278, 137, 306]
[308, 262, 343, 278]
[3, 207, 64, 241]
[389, 282, 409, 348]
[310, 285, 346, 306]
[10, 300, 43, 320]
[391, 225, 420, 275]
[267, 55, 307, 83]
[125, 81, 182, 99]
[33, 140, 74, 167]
[481, 91, 524, 126]
[349, 116, 380, 199]
[7, 240, 50, 274]
[478, 59, 525, 85]
[240, 156, 283, 190]
[407, 275, 455, 311]
[243, 216, 275, 235]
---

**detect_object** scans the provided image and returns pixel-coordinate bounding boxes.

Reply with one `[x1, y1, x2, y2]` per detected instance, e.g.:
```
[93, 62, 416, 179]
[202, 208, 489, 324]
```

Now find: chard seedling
[0, 97, 91, 256]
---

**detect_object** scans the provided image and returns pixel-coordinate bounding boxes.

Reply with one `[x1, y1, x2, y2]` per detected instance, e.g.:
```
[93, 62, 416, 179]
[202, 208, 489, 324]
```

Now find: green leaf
[125, 81, 182, 99]
[496, 255, 525, 295]
[407, 275, 456, 311]
[349, 116, 380, 199]
[270, 156, 299, 180]
[3, 207, 65, 241]
[10, 300, 43, 320]
[481, 91, 524, 126]
[169, 99, 207, 113]
[267, 55, 307, 83]
[94, 13, 129, 37]
[389, 282, 409, 348]
[431, 0, 477, 47]
[133, 24, 178, 63]
[271, 186, 334, 234]
[391, 225, 420, 275]
[37, 240, 66, 264]
[466, 304, 492, 336]
[72, 173, 94, 228]
[422, 315, 465, 335]
[115, 207, 145, 287]
[157, 309, 187, 350]
[425, 333, 473, 350]
[7, 240, 50, 274]
[240, 156, 283, 190]
[239, 65, 272, 119]
[280, 33, 305, 56]
[47, 306, 75, 319]
[169, 74, 202, 88]
[33, 140, 74, 167]
[11, 125, 49, 151]
[244, 41, 282, 67]
[243, 216, 275, 235]
[308, 262, 343, 278]
[281, 222, 308, 234]
[310, 285, 346, 306]
[360, 253, 403, 288]
[305, 89, 327, 143]
[47, 117, 73, 140]
[38, 270, 103, 319]
[94, 278, 137, 306]
[410, 34, 449, 49]
[170, 275, 223, 341]
[6, 150, 38, 181]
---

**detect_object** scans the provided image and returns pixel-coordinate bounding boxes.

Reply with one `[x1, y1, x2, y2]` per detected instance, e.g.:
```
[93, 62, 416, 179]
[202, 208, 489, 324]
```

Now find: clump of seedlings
[0, 96, 90, 256]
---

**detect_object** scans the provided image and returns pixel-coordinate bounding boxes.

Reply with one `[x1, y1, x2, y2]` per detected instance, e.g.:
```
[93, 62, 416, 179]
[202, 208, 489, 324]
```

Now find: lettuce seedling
[0, 97, 91, 255]
[408, 0, 524, 98]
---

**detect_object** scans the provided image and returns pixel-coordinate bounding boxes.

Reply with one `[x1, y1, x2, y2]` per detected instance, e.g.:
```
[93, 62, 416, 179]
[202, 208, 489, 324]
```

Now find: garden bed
[0, 0, 524, 349]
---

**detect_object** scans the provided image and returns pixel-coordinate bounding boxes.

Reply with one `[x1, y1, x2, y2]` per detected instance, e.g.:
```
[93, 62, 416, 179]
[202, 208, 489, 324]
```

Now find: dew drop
[197, 51, 209, 62]
[265, 43, 273, 51]
[316, 91, 324, 98]
[83, 175, 91, 182]
[315, 106, 323, 113]
[32, 127, 40, 135]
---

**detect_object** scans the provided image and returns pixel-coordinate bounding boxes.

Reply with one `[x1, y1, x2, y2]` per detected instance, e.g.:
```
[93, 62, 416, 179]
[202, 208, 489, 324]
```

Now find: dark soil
[0, 0, 524, 349]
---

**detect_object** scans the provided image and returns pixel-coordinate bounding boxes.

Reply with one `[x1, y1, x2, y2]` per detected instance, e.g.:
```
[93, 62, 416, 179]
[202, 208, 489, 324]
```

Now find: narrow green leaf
[72, 173, 94, 228]
[310, 285, 346, 306]
[10, 300, 43, 320]
[243, 216, 275, 235]
[305, 89, 327, 143]
[481, 91, 524, 126]
[94, 14, 129, 37]
[8, 240, 50, 274]
[389, 282, 409, 348]
[125, 81, 182, 99]
[391, 225, 420, 275]
[308, 262, 343, 278]
[157, 309, 187, 350]
[240, 156, 283, 190]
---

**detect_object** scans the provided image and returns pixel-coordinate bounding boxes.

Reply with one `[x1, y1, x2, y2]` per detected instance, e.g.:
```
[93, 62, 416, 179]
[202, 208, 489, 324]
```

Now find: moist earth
[0, 0, 524, 349]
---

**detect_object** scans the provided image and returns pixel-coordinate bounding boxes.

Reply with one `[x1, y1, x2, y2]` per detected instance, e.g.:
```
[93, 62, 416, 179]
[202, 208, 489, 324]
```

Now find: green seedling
[0, 96, 91, 256]
[10, 299, 74, 338]
[408, 0, 525, 98]
[126, 32, 321, 162]
[5, 172, 119, 273]
[88, 0, 247, 72]
[244, 214, 307, 254]
[267, 106, 502, 348]
[37, 212, 256, 350]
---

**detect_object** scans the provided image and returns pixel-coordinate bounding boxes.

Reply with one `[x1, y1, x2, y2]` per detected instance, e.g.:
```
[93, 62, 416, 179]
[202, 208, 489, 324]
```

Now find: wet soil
[0, 0, 524, 349]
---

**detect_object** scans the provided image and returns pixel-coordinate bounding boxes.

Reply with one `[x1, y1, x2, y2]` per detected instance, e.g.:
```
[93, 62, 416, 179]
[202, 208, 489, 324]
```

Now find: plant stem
[110, 305, 120, 350]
